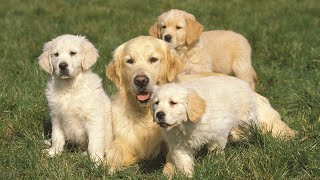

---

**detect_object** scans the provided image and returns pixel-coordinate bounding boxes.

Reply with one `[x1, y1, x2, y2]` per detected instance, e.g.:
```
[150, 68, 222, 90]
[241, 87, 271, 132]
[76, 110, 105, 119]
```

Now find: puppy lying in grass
[38, 34, 113, 165]
[150, 9, 257, 90]
[151, 76, 296, 177]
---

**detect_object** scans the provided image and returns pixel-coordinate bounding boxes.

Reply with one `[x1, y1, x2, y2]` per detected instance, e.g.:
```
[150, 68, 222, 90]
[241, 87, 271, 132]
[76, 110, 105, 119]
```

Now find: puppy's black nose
[156, 111, 165, 121]
[164, 35, 172, 42]
[134, 75, 149, 87]
[59, 62, 68, 70]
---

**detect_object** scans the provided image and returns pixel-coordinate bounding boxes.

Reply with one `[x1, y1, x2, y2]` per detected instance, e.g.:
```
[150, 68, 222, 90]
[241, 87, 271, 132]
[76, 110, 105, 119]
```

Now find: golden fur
[105, 36, 182, 173]
[149, 9, 257, 90]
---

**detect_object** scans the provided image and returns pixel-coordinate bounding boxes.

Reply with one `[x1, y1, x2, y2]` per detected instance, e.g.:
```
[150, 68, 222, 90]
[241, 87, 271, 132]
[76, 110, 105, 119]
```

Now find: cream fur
[149, 9, 257, 90]
[151, 76, 297, 177]
[39, 34, 113, 165]
[105, 36, 182, 173]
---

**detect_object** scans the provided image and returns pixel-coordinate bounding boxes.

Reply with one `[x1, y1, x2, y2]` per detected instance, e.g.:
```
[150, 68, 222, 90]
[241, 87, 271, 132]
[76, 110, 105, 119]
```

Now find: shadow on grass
[138, 152, 166, 174]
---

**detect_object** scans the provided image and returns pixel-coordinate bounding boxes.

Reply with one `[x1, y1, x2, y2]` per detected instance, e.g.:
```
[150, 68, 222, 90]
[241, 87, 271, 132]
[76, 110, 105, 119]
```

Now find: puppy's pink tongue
[137, 93, 150, 101]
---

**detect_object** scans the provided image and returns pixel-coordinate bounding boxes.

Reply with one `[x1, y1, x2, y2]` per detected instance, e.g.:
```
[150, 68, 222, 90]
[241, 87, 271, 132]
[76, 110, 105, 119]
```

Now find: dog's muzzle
[58, 62, 69, 76]
[155, 111, 171, 128]
[164, 34, 172, 43]
[134, 74, 152, 103]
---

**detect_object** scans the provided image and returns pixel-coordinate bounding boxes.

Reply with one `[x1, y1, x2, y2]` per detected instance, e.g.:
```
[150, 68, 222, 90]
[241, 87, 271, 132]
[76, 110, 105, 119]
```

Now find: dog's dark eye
[126, 58, 134, 64]
[70, 51, 76, 56]
[150, 57, 158, 63]
[162, 25, 166, 29]
[154, 101, 159, 105]
[170, 101, 177, 105]
[176, 26, 182, 30]
[54, 53, 59, 57]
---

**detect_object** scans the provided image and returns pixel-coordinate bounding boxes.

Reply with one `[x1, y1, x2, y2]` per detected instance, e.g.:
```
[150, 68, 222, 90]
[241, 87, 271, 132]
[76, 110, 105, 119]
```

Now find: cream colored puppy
[105, 36, 182, 173]
[149, 9, 257, 90]
[151, 76, 296, 177]
[38, 34, 113, 164]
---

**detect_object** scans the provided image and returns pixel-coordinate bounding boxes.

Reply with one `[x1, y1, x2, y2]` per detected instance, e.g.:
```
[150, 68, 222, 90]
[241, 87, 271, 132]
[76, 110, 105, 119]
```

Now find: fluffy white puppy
[151, 76, 296, 177]
[38, 34, 113, 164]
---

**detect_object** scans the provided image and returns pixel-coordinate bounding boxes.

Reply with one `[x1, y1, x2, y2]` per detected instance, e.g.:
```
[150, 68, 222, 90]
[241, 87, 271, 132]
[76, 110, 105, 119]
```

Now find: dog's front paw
[90, 154, 104, 167]
[163, 162, 175, 178]
[43, 139, 52, 146]
[43, 148, 61, 157]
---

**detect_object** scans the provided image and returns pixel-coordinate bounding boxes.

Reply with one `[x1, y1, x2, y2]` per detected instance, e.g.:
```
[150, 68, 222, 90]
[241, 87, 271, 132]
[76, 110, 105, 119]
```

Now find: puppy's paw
[91, 154, 104, 167]
[43, 148, 61, 157]
[107, 166, 118, 175]
[43, 139, 52, 146]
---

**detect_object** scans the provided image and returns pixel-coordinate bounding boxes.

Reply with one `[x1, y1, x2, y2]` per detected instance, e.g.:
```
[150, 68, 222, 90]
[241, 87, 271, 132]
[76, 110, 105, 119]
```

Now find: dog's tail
[255, 93, 297, 139]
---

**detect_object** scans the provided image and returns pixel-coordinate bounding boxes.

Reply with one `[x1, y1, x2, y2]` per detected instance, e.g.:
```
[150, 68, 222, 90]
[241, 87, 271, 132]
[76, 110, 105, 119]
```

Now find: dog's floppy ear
[149, 22, 160, 38]
[166, 48, 183, 82]
[187, 91, 206, 122]
[106, 43, 125, 88]
[38, 41, 53, 74]
[185, 15, 203, 47]
[81, 37, 99, 70]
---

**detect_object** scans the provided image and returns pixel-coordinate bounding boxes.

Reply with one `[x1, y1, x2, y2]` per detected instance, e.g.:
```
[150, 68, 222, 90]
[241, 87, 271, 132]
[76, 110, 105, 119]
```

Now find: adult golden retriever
[149, 9, 257, 90]
[105, 36, 182, 173]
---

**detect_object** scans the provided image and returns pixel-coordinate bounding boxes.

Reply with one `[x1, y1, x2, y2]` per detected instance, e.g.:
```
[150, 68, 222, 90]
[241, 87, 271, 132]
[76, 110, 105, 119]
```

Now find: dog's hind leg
[256, 93, 297, 139]
[232, 56, 257, 91]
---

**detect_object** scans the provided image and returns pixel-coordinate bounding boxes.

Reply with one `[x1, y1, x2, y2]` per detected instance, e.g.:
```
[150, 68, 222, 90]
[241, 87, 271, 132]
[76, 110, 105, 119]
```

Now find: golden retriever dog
[38, 34, 113, 165]
[105, 36, 182, 173]
[149, 9, 257, 90]
[151, 76, 297, 177]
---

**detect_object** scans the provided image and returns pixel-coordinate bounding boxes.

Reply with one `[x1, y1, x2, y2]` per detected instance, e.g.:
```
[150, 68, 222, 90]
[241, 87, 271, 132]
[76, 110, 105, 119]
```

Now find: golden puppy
[105, 36, 182, 173]
[149, 9, 257, 90]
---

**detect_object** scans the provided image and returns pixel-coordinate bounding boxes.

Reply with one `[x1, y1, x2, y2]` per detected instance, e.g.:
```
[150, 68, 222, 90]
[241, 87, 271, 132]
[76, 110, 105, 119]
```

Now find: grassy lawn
[0, 0, 319, 179]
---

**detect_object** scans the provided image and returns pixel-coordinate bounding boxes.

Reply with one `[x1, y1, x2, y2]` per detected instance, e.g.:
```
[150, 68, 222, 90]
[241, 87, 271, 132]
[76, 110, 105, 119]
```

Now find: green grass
[0, 0, 319, 179]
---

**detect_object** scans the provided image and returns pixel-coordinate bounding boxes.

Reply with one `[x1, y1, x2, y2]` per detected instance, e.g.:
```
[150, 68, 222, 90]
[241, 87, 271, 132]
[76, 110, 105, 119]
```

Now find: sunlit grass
[0, 0, 319, 178]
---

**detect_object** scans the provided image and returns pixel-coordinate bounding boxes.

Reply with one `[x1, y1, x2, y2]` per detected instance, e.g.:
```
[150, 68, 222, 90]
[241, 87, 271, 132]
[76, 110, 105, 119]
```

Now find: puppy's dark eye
[54, 53, 59, 57]
[126, 59, 134, 64]
[150, 57, 158, 63]
[176, 26, 182, 30]
[162, 25, 166, 29]
[170, 101, 177, 105]
[154, 101, 159, 105]
[70, 51, 76, 56]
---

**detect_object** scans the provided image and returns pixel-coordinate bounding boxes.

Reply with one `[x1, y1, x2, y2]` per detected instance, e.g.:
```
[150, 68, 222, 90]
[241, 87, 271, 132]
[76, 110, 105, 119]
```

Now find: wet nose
[156, 111, 165, 121]
[164, 35, 172, 42]
[134, 75, 149, 87]
[59, 62, 68, 70]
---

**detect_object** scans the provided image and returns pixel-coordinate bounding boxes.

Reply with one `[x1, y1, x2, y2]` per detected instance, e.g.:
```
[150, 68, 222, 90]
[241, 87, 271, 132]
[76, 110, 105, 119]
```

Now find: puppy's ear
[166, 48, 183, 82]
[187, 91, 206, 122]
[38, 42, 53, 74]
[149, 22, 160, 38]
[185, 16, 203, 47]
[106, 43, 125, 88]
[81, 37, 99, 70]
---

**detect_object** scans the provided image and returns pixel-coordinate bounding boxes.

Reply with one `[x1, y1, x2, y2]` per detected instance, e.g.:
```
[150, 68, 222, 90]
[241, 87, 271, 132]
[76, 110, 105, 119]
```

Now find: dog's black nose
[134, 75, 149, 87]
[156, 111, 165, 121]
[164, 35, 172, 42]
[59, 62, 68, 70]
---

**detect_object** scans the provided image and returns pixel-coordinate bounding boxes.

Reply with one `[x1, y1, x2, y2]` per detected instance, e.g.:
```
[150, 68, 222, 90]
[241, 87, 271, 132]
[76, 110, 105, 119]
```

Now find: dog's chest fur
[46, 73, 101, 146]
[112, 94, 163, 159]
[165, 122, 216, 151]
